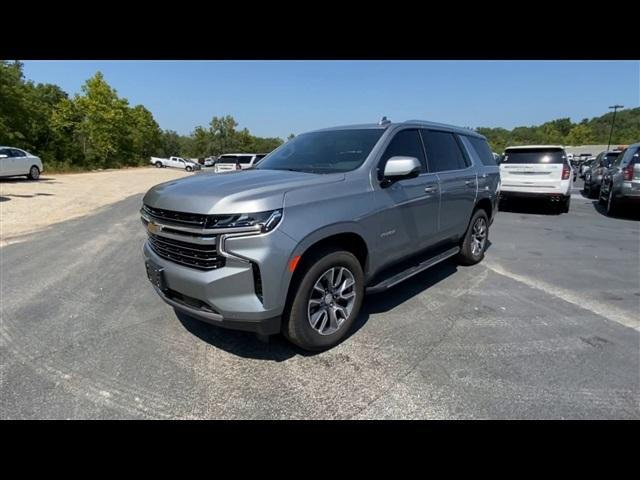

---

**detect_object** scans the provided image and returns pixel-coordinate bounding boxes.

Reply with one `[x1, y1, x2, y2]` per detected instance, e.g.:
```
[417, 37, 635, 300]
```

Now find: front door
[374, 129, 440, 265]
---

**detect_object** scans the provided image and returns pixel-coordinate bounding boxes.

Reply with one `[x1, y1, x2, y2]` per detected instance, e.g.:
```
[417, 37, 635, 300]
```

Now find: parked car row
[582, 150, 622, 198]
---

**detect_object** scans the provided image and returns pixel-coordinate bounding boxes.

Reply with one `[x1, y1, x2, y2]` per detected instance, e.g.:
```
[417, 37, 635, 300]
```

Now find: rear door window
[10, 149, 26, 157]
[238, 155, 254, 165]
[420, 130, 468, 172]
[502, 148, 566, 164]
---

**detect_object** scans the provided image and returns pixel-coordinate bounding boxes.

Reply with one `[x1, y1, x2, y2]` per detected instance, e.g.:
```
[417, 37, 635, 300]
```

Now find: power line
[607, 105, 624, 151]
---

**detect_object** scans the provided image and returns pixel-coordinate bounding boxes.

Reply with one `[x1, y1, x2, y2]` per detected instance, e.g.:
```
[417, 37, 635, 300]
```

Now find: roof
[505, 145, 565, 150]
[308, 120, 484, 138]
[219, 153, 262, 156]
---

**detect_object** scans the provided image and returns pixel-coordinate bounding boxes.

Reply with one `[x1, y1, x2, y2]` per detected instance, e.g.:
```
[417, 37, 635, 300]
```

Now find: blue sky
[21, 61, 640, 139]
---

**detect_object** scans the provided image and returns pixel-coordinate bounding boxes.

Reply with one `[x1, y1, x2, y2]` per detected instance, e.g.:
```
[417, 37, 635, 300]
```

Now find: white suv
[214, 153, 267, 173]
[499, 145, 573, 213]
[0, 147, 44, 180]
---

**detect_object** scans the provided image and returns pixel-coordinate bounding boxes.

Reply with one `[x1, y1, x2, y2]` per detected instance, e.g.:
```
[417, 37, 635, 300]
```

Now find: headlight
[207, 209, 282, 232]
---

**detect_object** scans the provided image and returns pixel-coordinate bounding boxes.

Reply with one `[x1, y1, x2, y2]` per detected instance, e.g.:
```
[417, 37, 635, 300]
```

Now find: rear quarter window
[465, 136, 496, 166]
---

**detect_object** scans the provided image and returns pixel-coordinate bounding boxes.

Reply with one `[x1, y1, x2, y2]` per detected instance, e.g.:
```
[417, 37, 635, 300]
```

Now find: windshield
[503, 148, 566, 164]
[256, 129, 384, 173]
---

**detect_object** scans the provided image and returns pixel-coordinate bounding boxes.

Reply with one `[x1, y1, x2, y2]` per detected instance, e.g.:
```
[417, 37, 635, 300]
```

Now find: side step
[366, 246, 460, 294]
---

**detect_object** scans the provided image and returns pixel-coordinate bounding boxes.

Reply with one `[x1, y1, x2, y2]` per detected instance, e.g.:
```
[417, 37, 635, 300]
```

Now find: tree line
[0, 61, 285, 172]
[1, 60, 638, 172]
[477, 108, 639, 153]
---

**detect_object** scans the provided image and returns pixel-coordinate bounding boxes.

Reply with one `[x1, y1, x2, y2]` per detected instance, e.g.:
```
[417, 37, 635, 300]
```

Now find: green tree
[565, 124, 595, 146]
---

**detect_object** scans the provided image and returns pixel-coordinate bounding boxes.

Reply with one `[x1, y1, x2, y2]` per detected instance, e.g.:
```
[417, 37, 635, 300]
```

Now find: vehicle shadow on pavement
[174, 259, 461, 361]
[0, 177, 59, 184]
[0, 196, 9, 202]
[590, 200, 640, 221]
[3, 193, 55, 198]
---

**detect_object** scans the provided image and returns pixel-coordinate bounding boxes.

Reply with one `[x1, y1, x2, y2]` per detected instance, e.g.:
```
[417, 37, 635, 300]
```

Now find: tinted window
[238, 155, 254, 164]
[618, 146, 639, 167]
[603, 152, 620, 167]
[502, 147, 566, 164]
[10, 149, 25, 157]
[466, 136, 496, 166]
[254, 154, 266, 163]
[421, 130, 468, 172]
[378, 129, 426, 176]
[219, 155, 238, 163]
[256, 129, 384, 174]
[0, 148, 12, 157]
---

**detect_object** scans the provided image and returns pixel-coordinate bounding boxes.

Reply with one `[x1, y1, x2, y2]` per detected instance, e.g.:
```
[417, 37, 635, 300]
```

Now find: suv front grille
[142, 205, 208, 228]
[147, 233, 225, 270]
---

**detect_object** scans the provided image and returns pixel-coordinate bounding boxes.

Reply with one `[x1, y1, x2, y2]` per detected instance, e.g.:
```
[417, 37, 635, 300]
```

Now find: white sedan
[0, 146, 44, 180]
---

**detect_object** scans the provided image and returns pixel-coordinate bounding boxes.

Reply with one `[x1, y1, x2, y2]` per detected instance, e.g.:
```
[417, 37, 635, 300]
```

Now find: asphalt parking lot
[1, 180, 638, 419]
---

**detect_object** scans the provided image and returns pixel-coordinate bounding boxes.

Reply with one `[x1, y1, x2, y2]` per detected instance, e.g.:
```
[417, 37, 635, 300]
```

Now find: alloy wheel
[307, 267, 356, 335]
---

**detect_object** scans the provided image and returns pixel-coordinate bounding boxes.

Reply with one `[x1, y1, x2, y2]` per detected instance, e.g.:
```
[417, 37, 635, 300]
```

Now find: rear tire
[458, 209, 489, 266]
[561, 195, 571, 214]
[27, 166, 40, 180]
[606, 186, 618, 217]
[283, 248, 364, 351]
[155, 161, 163, 168]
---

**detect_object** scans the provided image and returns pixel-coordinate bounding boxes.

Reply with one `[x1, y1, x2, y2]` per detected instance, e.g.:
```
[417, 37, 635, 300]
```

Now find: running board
[366, 246, 460, 294]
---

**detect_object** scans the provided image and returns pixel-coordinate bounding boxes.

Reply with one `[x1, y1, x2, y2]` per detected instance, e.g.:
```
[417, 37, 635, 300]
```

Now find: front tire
[27, 166, 40, 180]
[458, 209, 489, 266]
[283, 248, 364, 351]
[185, 166, 193, 172]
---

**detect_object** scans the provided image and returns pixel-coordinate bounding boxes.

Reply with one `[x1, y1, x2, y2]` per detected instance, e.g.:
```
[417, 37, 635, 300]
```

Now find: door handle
[424, 185, 437, 193]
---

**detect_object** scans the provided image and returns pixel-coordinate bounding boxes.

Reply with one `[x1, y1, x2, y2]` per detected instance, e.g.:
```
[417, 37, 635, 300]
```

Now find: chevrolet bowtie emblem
[147, 222, 162, 234]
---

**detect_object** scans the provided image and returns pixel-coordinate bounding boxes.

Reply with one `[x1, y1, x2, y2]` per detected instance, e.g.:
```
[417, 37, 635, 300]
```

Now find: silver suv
[141, 119, 500, 350]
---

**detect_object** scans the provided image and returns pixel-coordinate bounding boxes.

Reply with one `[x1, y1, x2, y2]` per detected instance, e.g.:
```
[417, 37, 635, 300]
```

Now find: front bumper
[143, 227, 298, 335]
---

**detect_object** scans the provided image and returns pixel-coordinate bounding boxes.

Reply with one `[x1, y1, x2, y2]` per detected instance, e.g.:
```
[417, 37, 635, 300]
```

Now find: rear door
[500, 147, 568, 191]
[421, 130, 477, 239]
[10, 149, 28, 175]
[460, 135, 500, 210]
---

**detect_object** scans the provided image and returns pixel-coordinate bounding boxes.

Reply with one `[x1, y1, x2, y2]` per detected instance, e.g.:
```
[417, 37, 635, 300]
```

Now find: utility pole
[607, 104, 624, 151]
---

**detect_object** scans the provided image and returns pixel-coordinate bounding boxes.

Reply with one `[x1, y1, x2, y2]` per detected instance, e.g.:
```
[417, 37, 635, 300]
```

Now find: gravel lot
[0, 167, 188, 246]
[1, 177, 638, 419]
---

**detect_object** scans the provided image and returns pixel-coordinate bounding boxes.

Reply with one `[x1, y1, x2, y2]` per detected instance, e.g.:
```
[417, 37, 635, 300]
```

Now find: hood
[143, 168, 345, 214]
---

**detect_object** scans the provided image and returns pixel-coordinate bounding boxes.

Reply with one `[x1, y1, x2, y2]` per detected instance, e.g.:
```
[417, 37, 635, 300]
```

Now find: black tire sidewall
[285, 250, 364, 350]
[29, 166, 39, 180]
[458, 209, 489, 266]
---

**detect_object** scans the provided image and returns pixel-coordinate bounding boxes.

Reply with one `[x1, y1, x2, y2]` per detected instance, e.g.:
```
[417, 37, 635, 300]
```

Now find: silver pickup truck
[141, 119, 500, 350]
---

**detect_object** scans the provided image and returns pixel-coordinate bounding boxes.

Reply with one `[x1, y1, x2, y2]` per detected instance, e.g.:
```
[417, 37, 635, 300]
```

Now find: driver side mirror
[382, 156, 421, 186]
